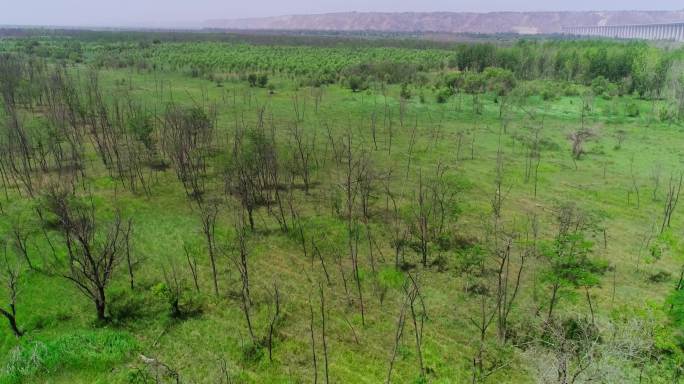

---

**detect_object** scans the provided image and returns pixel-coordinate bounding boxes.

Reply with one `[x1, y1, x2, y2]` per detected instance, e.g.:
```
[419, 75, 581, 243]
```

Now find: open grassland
[0, 33, 684, 383]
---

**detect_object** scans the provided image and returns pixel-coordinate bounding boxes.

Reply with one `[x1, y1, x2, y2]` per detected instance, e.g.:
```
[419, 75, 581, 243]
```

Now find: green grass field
[1, 33, 684, 383]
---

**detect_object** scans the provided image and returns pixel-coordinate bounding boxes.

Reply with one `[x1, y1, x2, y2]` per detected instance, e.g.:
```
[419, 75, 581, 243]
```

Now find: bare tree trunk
[268, 283, 281, 362]
[309, 295, 318, 384]
[319, 283, 330, 384]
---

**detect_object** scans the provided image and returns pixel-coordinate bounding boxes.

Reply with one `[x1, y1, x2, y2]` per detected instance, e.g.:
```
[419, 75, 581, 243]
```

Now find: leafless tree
[288, 122, 316, 194]
[384, 174, 408, 268]
[386, 282, 409, 384]
[650, 164, 662, 202]
[410, 164, 457, 268]
[0, 244, 22, 337]
[340, 131, 366, 325]
[232, 211, 255, 342]
[184, 243, 201, 293]
[309, 293, 319, 384]
[160, 259, 185, 318]
[319, 282, 330, 384]
[162, 105, 214, 203]
[200, 201, 220, 296]
[568, 129, 594, 161]
[406, 273, 426, 378]
[44, 188, 132, 321]
[660, 172, 683, 234]
[267, 283, 281, 362]
[629, 156, 641, 209]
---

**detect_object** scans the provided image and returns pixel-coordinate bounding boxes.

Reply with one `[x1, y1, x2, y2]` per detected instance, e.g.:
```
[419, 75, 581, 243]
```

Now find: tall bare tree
[44, 188, 132, 321]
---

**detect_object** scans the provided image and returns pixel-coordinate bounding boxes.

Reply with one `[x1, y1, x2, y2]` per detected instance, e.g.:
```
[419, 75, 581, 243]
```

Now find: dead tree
[162, 105, 213, 203]
[568, 129, 594, 161]
[0, 246, 22, 337]
[629, 156, 641, 209]
[386, 283, 409, 384]
[139, 354, 181, 384]
[200, 201, 220, 297]
[160, 260, 185, 318]
[312, 240, 331, 286]
[543, 318, 601, 384]
[494, 234, 526, 344]
[410, 164, 457, 268]
[468, 240, 499, 383]
[227, 112, 280, 231]
[11, 225, 34, 271]
[309, 294, 318, 384]
[661, 172, 683, 234]
[319, 282, 330, 384]
[406, 273, 426, 378]
[184, 243, 201, 293]
[413, 171, 431, 267]
[232, 211, 255, 342]
[288, 122, 316, 194]
[44, 188, 131, 321]
[341, 131, 366, 325]
[651, 164, 662, 202]
[384, 174, 408, 268]
[124, 219, 135, 289]
[268, 283, 281, 362]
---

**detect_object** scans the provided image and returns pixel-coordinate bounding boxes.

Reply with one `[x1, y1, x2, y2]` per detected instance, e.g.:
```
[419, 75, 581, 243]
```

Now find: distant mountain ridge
[206, 10, 684, 35]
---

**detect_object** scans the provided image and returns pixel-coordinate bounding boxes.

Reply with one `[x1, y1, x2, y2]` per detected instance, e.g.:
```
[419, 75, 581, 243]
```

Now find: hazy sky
[2, 0, 683, 27]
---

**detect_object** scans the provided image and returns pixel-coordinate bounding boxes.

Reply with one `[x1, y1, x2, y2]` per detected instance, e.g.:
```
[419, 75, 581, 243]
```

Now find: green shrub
[347, 75, 367, 92]
[257, 73, 269, 88]
[435, 88, 452, 103]
[625, 102, 640, 117]
[591, 76, 610, 96]
[400, 83, 412, 99]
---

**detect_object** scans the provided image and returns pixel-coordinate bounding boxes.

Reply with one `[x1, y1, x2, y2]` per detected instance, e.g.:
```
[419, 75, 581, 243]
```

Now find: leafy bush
[625, 102, 640, 117]
[591, 76, 610, 96]
[257, 73, 268, 88]
[435, 88, 452, 104]
[347, 75, 368, 92]
[400, 83, 412, 99]
[247, 73, 268, 87]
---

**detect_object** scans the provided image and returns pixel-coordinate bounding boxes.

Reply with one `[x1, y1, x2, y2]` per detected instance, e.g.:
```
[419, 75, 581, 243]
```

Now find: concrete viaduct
[563, 23, 684, 42]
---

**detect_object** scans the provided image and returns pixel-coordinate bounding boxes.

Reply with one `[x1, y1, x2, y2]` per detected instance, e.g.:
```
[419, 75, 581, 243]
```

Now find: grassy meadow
[0, 32, 683, 383]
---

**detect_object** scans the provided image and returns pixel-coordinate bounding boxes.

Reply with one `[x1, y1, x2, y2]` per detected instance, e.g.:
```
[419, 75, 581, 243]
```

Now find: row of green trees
[3, 35, 680, 100]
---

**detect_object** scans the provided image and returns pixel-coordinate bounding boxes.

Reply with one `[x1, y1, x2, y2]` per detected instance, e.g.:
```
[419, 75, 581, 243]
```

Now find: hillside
[206, 10, 684, 34]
